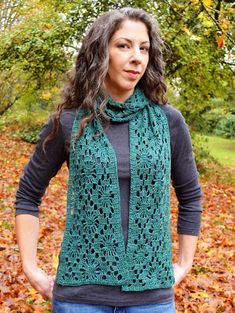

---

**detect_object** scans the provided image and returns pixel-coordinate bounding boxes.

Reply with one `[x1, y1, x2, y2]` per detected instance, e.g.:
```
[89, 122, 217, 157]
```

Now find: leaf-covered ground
[0, 134, 234, 313]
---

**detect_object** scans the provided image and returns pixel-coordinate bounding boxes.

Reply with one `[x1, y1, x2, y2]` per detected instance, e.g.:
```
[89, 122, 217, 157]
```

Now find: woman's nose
[131, 48, 142, 63]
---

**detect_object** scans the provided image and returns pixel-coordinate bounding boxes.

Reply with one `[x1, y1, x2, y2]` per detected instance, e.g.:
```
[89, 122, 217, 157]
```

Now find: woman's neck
[105, 87, 135, 103]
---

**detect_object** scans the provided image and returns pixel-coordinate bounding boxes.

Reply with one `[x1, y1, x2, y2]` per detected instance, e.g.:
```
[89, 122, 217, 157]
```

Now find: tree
[0, 0, 74, 116]
[0, 0, 23, 32]
[0, 0, 234, 129]
[157, 0, 235, 127]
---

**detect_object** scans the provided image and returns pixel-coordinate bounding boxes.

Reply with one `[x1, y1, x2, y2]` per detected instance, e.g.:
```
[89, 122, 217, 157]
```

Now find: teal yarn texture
[56, 89, 175, 291]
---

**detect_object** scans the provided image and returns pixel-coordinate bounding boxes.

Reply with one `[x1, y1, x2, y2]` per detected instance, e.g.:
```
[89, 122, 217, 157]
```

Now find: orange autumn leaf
[217, 35, 225, 48]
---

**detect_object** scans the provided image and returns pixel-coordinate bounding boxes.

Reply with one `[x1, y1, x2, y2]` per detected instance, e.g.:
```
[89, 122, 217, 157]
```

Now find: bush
[191, 132, 217, 174]
[18, 128, 41, 144]
[0, 104, 49, 143]
[215, 114, 235, 138]
[200, 108, 226, 134]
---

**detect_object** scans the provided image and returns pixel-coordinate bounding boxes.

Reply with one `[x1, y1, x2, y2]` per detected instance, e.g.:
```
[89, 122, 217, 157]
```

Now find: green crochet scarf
[56, 88, 175, 291]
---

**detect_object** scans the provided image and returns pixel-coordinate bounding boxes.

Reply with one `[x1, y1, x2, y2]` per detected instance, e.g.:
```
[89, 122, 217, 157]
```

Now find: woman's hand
[16, 215, 55, 300]
[173, 234, 198, 287]
[24, 265, 55, 300]
[173, 262, 192, 287]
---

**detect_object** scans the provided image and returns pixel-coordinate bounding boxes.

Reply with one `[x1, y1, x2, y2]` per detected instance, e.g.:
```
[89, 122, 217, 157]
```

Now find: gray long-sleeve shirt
[15, 104, 202, 306]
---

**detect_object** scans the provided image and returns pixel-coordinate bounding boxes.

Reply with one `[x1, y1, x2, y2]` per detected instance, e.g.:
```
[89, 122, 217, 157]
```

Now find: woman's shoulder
[42, 107, 78, 142]
[59, 107, 78, 126]
[159, 103, 184, 121]
[158, 103, 186, 130]
[57, 107, 78, 140]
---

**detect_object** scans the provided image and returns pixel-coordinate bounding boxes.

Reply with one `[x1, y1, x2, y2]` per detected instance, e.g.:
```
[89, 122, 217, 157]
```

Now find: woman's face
[104, 19, 150, 102]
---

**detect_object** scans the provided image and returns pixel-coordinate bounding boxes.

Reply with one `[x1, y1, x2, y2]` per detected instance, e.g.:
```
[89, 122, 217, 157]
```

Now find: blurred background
[0, 1, 234, 312]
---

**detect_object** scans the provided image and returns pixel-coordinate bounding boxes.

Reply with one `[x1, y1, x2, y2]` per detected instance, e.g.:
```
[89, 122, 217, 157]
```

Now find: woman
[15, 7, 202, 313]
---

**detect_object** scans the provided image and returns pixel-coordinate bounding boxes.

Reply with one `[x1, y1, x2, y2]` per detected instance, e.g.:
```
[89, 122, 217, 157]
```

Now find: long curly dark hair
[43, 7, 167, 149]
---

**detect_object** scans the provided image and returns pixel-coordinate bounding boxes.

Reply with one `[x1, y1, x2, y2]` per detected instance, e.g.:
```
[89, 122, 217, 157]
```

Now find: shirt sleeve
[167, 106, 203, 236]
[15, 115, 67, 217]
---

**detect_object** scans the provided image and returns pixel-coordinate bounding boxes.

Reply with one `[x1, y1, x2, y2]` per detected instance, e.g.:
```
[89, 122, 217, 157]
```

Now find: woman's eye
[117, 44, 129, 49]
[140, 46, 149, 52]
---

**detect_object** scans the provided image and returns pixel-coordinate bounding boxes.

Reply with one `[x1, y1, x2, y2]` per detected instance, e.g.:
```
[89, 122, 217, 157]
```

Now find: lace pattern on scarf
[56, 89, 174, 291]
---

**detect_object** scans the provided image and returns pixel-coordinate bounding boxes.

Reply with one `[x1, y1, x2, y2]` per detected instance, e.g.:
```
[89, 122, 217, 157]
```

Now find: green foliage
[215, 113, 235, 138]
[0, 0, 235, 165]
[1, 0, 234, 114]
[18, 128, 40, 143]
[0, 1, 72, 77]
[0, 101, 49, 143]
[200, 107, 226, 133]
[157, 1, 235, 128]
[199, 103, 235, 138]
[191, 132, 216, 174]
[0, 0, 72, 118]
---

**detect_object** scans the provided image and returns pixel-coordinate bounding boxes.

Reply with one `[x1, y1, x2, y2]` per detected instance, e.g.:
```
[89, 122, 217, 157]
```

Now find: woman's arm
[166, 106, 202, 285]
[15, 116, 67, 216]
[173, 234, 198, 286]
[15, 112, 72, 298]
[15, 214, 54, 299]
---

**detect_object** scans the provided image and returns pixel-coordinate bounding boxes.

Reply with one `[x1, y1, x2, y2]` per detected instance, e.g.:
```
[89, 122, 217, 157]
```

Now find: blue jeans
[52, 299, 176, 313]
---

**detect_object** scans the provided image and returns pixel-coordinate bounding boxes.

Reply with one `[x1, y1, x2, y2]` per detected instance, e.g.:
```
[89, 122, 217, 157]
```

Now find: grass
[204, 135, 235, 167]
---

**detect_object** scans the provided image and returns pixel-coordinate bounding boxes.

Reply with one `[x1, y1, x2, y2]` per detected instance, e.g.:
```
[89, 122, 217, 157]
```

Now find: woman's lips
[125, 70, 140, 79]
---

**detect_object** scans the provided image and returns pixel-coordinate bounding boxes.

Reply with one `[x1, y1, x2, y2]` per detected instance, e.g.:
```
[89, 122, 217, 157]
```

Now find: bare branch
[221, 61, 235, 66]
[214, 0, 222, 21]
[0, 98, 18, 116]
